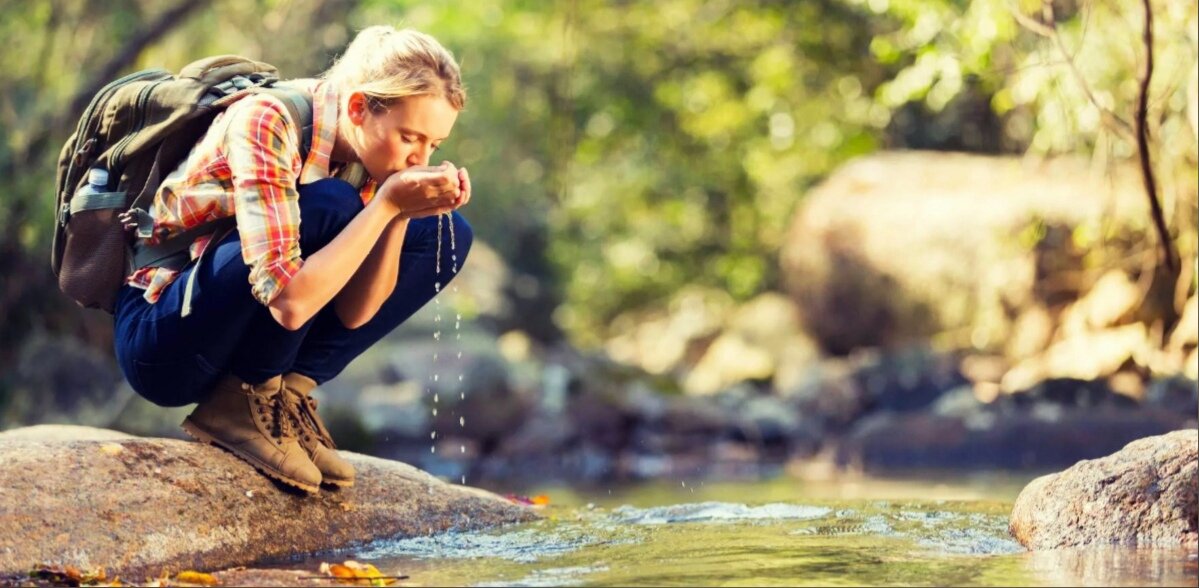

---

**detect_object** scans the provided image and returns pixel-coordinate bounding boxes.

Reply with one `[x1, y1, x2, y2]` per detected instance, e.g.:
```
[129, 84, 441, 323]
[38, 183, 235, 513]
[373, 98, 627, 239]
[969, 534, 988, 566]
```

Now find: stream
[268, 473, 1198, 586]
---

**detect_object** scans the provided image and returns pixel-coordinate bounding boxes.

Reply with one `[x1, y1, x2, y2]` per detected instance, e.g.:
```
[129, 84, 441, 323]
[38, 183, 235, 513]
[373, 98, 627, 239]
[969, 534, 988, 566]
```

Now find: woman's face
[344, 92, 459, 183]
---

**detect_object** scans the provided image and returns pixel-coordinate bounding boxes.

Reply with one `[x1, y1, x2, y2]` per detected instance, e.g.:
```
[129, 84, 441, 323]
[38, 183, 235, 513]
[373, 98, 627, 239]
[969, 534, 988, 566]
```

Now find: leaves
[504, 493, 550, 506]
[318, 560, 406, 586]
[26, 564, 117, 586]
[174, 571, 218, 586]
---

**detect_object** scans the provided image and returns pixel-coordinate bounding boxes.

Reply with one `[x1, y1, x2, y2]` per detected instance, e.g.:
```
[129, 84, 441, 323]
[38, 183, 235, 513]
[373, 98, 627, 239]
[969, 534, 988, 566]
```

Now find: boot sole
[322, 477, 354, 488]
[181, 418, 321, 494]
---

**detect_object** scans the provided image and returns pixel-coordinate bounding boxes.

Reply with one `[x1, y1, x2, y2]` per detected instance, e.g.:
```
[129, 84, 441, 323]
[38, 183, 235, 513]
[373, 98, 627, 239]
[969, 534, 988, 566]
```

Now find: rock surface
[1009, 430, 1199, 550]
[0, 425, 537, 580]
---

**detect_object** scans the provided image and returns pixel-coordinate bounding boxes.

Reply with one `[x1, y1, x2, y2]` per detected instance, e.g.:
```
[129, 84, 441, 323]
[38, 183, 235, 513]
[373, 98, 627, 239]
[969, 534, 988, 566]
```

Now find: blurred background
[0, 0, 1196, 489]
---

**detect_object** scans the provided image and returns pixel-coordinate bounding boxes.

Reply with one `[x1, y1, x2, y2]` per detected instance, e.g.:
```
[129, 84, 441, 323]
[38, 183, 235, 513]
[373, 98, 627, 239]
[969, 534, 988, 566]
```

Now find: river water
[282, 474, 1198, 586]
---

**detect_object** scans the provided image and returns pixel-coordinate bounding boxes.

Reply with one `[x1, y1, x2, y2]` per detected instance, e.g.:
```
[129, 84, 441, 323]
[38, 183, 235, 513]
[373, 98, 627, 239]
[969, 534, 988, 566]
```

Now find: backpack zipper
[58, 69, 169, 208]
[108, 78, 168, 181]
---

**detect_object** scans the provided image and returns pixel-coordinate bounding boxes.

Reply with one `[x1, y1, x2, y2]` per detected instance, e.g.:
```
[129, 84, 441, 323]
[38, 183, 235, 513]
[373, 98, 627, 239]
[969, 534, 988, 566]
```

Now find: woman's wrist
[369, 191, 405, 219]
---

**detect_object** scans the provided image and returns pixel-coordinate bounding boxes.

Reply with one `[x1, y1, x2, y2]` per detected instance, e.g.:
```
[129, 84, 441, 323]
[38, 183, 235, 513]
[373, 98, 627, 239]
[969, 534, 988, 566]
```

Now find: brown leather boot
[281, 372, 356, 488]
[181, 374, 322, 494]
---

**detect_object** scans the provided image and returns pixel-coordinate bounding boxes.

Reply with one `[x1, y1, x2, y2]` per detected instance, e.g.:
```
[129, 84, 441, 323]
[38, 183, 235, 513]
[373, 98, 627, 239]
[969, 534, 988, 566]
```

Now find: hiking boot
[282, 372, 356, 488]
[181, 374, 322, 494]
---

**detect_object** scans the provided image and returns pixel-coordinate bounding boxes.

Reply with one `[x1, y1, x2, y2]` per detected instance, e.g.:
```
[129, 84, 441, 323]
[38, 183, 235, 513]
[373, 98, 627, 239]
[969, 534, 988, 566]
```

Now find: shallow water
[276, 475, 1198, 586]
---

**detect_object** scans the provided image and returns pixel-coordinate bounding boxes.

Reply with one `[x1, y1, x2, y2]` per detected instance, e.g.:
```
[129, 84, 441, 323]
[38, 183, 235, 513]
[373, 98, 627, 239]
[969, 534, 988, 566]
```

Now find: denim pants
[113, 178, 473, 407]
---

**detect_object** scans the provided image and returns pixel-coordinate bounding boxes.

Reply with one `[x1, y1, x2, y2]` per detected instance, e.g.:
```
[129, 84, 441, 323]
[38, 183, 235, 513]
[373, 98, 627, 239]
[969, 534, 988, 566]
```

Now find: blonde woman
[112, 26, 472, 494]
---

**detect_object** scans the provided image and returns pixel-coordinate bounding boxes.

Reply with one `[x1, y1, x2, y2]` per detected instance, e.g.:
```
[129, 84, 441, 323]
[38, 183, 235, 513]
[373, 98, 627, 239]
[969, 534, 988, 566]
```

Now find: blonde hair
[322, 26, 465, 112]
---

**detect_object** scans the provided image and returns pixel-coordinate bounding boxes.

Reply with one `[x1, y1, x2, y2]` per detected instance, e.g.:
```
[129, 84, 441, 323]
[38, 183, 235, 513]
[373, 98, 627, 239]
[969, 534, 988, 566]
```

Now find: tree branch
[65, 0, 211, 122]
[1134, 0, 1178, 273]
[1009, 1, 1136, 140]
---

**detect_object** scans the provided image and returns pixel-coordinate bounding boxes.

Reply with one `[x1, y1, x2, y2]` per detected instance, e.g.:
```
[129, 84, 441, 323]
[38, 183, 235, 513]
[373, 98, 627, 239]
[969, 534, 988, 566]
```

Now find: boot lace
[288, 393, 337, 449]
[254, 390, 301, 440]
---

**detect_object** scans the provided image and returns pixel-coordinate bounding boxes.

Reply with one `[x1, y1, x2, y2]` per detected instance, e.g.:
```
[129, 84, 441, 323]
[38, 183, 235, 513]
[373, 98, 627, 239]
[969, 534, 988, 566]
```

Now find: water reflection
[1022, 547, 1199, 587]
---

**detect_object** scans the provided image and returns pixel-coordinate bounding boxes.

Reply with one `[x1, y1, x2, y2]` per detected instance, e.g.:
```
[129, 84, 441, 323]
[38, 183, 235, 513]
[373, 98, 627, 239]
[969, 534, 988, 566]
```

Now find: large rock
[1009, 430, 1198, 550]
[0, 426, 536, 580]
[781, 151, 1148, 354]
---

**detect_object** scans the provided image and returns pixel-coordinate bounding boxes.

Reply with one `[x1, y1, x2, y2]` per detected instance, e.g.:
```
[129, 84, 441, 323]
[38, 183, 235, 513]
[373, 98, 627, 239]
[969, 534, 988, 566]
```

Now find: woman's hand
[376, 161, 467, 219]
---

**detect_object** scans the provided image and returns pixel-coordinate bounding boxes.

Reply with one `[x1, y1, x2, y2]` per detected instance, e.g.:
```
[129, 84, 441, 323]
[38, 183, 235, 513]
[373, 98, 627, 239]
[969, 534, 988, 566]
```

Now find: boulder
[1009, 430, 1198, 550]
[780, 151, 1148, 354]
[0, 425, 536, 580]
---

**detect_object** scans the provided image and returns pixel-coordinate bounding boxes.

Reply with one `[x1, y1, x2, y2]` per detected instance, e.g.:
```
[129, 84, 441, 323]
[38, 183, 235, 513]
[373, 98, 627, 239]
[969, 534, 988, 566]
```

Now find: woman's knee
[298, 178, 365, 251]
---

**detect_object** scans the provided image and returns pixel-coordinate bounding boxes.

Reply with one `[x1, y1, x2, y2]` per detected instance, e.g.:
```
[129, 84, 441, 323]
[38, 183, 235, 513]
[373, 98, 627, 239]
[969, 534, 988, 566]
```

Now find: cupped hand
[378, 161, 463, 219]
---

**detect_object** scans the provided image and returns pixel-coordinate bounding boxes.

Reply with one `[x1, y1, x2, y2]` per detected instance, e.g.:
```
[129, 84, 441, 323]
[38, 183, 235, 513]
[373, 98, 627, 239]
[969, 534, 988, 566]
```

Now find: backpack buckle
[118, 208, 155, 239]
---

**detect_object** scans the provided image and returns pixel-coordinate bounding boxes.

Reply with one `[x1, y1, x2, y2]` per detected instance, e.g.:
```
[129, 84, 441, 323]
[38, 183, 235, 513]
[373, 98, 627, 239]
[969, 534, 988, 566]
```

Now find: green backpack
[52, 55, 313, 313]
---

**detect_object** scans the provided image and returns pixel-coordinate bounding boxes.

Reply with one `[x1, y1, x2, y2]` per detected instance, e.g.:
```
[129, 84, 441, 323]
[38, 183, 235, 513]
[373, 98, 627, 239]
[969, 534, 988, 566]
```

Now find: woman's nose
[409, 145, 431, 167]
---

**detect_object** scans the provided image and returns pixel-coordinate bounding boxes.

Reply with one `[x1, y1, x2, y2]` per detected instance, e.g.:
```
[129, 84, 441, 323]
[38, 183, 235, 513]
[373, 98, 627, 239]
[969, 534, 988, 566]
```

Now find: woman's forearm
[268, 199, 398, 330]
[333, 216, 410, 329]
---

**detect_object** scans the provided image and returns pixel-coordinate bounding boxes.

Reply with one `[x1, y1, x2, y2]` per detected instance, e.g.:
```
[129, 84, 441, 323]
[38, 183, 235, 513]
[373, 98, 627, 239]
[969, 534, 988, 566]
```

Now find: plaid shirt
[127, 79, 377, 306]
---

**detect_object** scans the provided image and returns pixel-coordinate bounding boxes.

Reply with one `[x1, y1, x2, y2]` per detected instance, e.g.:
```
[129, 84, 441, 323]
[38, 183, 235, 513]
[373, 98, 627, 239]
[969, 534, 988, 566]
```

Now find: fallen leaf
[176, 570, 218, 585]
[319, 560, 401, 586]
[504, 493, 551, 507]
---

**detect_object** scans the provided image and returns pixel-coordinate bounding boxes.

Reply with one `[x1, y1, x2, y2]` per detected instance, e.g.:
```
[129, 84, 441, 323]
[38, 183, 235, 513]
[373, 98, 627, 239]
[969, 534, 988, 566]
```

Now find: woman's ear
[346, 91, 368, 126]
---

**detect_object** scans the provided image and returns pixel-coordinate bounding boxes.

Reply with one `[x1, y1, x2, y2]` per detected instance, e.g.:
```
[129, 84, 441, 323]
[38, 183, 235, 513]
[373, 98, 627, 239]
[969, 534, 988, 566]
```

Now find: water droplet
[460, 392, 464, 400]
[434, 374, 440, 382]
[459, 416, 465, 427]
[431, 446, 436, 453]
[434, 332, 441, 340]
[681, 481, 686, 487]
[460, 445, 465, 454]
[457, 352, 462, 359]
[461, 475, 466, 484]
[435, 282, 441, 292]
[458, 375, 463, 382]
[432, 408, 438, 416]
[433, 353, 438, 360]
[456, 314, 462, 320]
[431, 431, 437, 439]
[434, 393, 439, 403]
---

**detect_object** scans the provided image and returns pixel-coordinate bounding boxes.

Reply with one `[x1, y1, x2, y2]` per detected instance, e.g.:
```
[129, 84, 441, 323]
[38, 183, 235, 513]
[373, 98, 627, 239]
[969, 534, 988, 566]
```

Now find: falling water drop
[434, 393, 439, 403]
[432, 408, 438, 416]
[435, 214, 443, 273]
[460, 445, 465, 454]
[431, 431, 437, 439]
[459, 416, 465, 427]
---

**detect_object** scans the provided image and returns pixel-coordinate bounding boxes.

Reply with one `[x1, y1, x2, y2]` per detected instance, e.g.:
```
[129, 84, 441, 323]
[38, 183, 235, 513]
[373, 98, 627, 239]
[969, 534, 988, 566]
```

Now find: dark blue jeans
[114, 178, 473, 407]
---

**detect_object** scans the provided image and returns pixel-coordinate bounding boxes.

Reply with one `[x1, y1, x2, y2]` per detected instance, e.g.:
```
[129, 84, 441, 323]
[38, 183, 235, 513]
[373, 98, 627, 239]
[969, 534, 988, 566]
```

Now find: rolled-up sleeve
[223, 97, 305, 306]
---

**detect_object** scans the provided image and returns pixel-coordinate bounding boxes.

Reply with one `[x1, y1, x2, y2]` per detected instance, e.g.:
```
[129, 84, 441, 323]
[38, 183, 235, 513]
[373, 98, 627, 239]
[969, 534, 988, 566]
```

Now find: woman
[113, 26, 472, 494]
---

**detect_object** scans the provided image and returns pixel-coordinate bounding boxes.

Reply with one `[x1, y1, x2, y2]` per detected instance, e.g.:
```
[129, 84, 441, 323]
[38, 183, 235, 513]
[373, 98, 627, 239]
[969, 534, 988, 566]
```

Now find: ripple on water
[353, 524, 609, 564]
[611, 501, 833, 524]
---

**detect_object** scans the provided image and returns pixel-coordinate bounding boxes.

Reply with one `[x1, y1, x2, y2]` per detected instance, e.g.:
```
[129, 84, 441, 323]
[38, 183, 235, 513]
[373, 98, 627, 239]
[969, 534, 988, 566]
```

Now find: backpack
[51, 55, 314, 313]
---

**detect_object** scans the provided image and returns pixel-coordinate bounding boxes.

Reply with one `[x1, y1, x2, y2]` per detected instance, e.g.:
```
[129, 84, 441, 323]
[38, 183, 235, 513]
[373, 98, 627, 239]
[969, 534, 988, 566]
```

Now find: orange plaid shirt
[126, 79, 377, 306]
